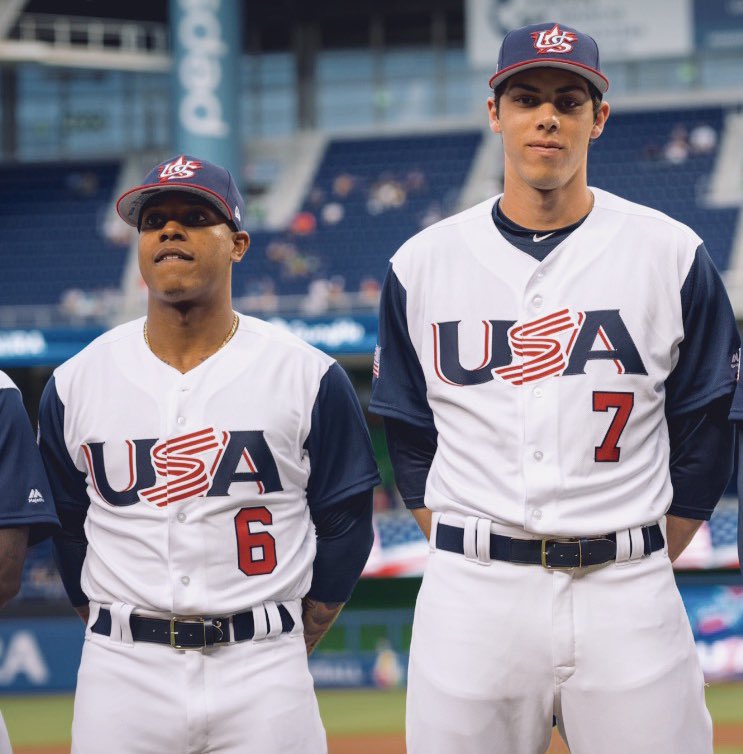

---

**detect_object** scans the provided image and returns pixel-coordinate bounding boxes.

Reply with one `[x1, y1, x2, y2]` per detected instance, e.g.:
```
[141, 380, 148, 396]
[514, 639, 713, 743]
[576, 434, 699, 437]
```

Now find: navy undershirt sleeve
[38, 376, 90, 607]
[369, 264, 435, 428]
[665, 243, 739, 417]
[304, 362, 379, 602]
[666, 395, 734, 520]
[307, 489, 374, 603]
[737, 428, 743, 574]
[304, 362, 380, 510]
[0, 387, 59, 544]
[383, 417, 437, 509]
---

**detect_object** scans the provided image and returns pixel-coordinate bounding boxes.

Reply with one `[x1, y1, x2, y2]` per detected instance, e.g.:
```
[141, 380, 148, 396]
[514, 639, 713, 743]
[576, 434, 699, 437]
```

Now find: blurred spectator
[332, 173, 357, 198]
[266, 239, 320, 279]
[359, 276, 382, 308]
[289, 211, 317, 236]
[663, 124, 690, 164]
[321, 201, 345, 225]
[239, 277, 279, 314]
[367, 174, 407, 215]
[420, 201, 444, 229]
[689, 123, 718, 155]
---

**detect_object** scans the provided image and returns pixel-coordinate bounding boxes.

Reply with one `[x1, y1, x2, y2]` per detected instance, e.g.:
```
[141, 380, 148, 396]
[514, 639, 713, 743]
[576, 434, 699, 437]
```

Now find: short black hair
[492, 78, 603, 121]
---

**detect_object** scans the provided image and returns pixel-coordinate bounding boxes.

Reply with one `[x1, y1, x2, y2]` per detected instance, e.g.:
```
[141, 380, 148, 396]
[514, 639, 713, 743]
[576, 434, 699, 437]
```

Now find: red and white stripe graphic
[140, 427, 223, 507]
[495, 309, 581, 386]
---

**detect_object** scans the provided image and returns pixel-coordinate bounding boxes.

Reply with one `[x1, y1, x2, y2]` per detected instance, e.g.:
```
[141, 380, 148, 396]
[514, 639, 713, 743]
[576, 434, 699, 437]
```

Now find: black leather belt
[436, 523, 664, 569]
[91, 605, 295, 649]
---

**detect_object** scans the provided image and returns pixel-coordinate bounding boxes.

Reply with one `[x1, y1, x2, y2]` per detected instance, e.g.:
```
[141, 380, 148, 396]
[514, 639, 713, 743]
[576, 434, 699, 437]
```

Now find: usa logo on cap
[158, 156, 203, 182]
[531, 24, 577, 55]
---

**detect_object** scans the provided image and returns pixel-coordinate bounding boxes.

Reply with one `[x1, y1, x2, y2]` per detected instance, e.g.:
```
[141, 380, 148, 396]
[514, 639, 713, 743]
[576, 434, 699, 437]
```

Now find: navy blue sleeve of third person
[368, 264, 435, 429]
[38, 376, 90, 607]
[665, 243, 740, 416]
[0, 385, 59, 545]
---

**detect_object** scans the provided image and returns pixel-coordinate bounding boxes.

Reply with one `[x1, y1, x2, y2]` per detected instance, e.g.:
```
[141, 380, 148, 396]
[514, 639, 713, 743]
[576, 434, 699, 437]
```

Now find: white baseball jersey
[370, 188, 738, 537]
[38, 314, 379, 616]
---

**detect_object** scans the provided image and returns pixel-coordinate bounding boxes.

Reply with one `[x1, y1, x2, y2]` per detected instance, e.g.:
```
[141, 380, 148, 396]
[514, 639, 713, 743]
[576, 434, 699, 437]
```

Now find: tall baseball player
[0, 371, 59, 754]
[370, 22, 738, 754]
[37, 155, 380, 754]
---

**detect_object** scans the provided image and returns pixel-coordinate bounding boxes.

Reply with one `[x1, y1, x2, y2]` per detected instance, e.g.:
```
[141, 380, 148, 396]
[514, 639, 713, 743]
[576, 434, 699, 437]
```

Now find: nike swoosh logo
[533, 232, 555, 242]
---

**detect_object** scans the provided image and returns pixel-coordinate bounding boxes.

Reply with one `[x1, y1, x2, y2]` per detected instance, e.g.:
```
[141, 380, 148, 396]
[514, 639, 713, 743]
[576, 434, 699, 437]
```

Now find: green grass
[1, 685, 741, 748]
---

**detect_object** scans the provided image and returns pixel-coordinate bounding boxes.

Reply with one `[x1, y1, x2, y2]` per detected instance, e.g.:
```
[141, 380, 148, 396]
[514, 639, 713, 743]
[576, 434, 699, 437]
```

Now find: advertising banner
[466, 0, 694, 68]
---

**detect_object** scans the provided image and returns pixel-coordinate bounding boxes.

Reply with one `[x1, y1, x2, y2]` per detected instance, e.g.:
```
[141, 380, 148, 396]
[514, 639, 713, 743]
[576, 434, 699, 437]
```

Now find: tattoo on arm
[301, 597, 344, 655]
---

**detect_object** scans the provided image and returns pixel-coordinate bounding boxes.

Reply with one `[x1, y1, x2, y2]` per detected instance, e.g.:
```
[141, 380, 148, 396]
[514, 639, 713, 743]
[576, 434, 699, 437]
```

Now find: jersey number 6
[234, 507, 278, 576]
[592, 391, 634, 463]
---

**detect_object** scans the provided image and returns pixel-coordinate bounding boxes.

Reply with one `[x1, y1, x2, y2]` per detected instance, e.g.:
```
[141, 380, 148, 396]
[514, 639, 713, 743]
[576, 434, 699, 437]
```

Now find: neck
[144, 301, 237, 374]
[499, 170, 593, 230]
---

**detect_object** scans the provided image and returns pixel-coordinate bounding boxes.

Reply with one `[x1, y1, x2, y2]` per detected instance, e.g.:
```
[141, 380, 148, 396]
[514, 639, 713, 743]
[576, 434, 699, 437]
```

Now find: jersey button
[177, 512, 186, 523]
[532, 295, 543, 308]
[533, 387, 543, 398]
[533, 450, 543, 461]
[181, 576, 190, 586]
[532, 509, 542, 520]
[177, 416, 186, 425]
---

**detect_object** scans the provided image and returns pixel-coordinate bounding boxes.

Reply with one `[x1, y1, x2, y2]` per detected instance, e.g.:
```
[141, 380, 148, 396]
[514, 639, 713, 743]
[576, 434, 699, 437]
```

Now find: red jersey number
[593, 391, 634, 462]
[234, 507, 277, 576]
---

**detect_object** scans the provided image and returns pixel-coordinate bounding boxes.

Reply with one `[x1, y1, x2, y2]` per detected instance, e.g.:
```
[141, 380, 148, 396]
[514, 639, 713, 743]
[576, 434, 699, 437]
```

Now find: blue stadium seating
[0, 161, 125, 306]
[589, 107, 737, 271]
[235, 131, 483, 299]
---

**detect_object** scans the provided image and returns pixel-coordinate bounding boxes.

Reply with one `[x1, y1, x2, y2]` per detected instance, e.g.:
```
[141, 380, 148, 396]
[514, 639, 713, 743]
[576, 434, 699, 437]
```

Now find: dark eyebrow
[508, 83, 588, 95]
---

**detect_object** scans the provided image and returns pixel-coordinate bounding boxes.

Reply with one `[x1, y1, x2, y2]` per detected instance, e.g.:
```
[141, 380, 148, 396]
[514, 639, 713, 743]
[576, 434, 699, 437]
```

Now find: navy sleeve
[307, 489, 374, 603]
[368, 264, 435, 428]
[0, 386, 59, 545]
[38, 376, 90, 607]
[666, 395, 734, 520]
[383, 417, 437, 509]
[728, 371, 743, 422]
[304, 362, 380, 511]
[665, 244, 740, 417]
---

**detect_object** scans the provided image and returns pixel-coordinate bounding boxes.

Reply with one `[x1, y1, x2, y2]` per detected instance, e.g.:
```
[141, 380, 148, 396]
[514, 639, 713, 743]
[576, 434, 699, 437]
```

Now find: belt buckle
[541, 538, 582, 569]
[169, 616, 205, 650]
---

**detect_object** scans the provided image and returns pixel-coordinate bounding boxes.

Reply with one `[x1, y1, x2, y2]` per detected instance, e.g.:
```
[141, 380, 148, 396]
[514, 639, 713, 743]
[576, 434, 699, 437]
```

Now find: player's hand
[664, 514, 703, 562]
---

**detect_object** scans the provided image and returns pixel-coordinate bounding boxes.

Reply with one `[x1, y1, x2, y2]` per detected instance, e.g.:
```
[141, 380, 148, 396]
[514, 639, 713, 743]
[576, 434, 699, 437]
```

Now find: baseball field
[2, 683, 743, 753]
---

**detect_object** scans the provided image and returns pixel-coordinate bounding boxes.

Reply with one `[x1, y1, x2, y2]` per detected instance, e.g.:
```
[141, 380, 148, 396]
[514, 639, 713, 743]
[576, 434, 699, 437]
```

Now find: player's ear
[231, 231, 250, 263]
[590, 101, 611, 141]
[488, 97, 502, 135]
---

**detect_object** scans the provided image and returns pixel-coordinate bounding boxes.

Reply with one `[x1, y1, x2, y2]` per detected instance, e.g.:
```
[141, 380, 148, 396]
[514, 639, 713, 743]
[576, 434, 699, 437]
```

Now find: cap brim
[116, 183, 235, 228]
[489, 59, 609, 94]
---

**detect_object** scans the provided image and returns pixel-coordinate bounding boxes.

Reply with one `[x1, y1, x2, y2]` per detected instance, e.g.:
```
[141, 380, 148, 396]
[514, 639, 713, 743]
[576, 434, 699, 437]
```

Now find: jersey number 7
[592, 391, 634, 462]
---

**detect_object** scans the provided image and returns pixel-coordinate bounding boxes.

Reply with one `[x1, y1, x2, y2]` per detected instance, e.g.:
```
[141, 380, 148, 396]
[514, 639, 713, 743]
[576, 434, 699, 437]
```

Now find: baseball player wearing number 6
[37, 156, 379, 754]
[370, 22, 738, 754]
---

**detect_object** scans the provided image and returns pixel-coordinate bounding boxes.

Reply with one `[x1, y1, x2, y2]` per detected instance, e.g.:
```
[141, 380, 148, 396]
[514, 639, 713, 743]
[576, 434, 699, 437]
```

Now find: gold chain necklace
[143, 313, 239, 355]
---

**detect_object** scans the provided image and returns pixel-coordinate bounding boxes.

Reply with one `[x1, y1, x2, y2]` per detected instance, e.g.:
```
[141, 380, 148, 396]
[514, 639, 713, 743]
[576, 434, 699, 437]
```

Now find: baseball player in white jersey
[0, 371, 59, 754]
[37, 155, 379, 754]
[370, 22, 739, 754]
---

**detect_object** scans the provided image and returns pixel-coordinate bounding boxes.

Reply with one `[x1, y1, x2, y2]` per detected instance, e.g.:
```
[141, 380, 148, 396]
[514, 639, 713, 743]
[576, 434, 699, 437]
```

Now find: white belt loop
[108, 602, 126, 644]
[118, 604, 135, 646]
[284, 600, 304, 637]
[429, 511, 441, 553]
[86, 602, 101, 637]
[628, 526, 645, 561]
[463, 516, 479, 562]
[264, 601, 283, 640]
[614, 529, 632, 564]
[251, 605, 269, 642]
[476, 518, 492, 565]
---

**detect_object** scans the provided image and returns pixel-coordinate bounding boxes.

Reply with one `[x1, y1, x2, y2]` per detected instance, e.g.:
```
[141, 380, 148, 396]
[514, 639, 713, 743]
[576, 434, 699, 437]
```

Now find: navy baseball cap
[117, 155, 245, 231]
[489, 22, 609, 94]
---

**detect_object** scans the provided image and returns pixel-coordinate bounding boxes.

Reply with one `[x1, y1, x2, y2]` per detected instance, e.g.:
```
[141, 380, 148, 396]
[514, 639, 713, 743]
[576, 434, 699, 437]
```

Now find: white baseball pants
[71, 608, 326, 754]
[406, 518, 712, 754]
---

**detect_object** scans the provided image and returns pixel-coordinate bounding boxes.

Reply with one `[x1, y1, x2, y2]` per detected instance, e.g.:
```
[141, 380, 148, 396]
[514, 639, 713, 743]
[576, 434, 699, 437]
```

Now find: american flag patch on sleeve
[373, 345, 381, 378]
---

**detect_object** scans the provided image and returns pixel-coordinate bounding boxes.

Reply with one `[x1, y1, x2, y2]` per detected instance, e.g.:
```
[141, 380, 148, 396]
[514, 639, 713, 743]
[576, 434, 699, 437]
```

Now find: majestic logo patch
[433, 308, 647, 387]
[158, 155, 203, 182]
[531, 24, 578, 55]
[27, 489, 45, 504]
